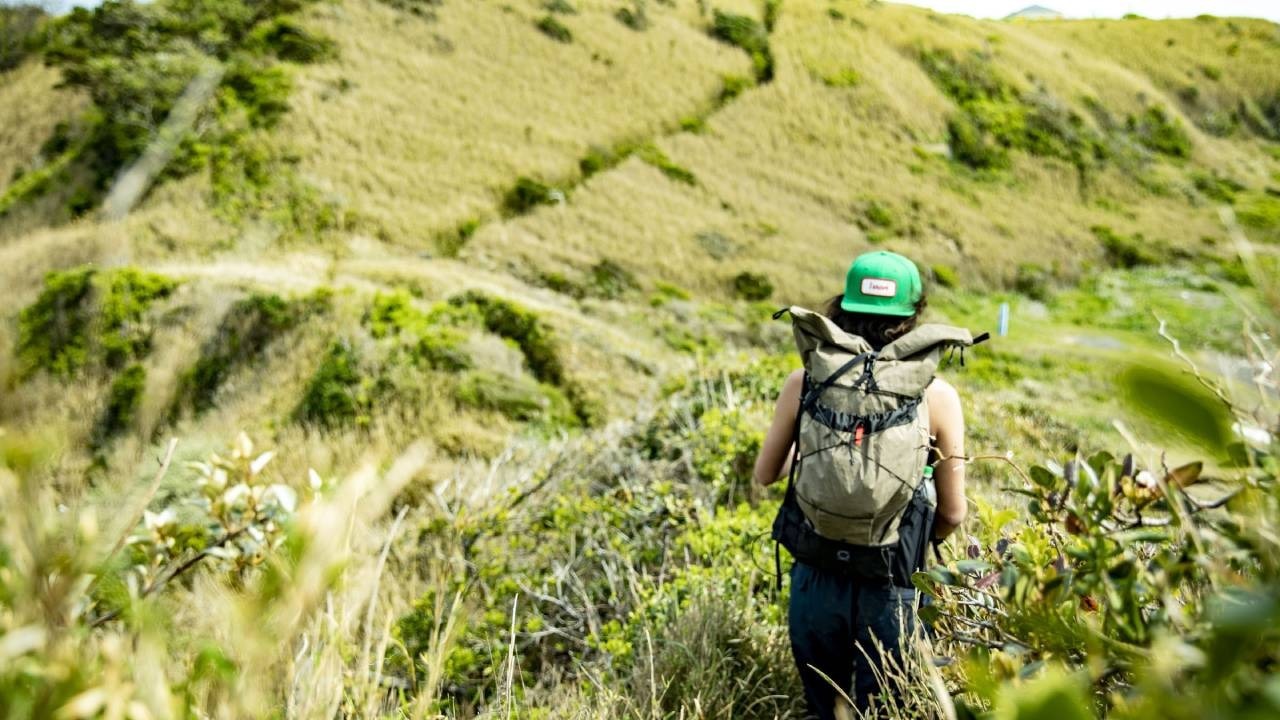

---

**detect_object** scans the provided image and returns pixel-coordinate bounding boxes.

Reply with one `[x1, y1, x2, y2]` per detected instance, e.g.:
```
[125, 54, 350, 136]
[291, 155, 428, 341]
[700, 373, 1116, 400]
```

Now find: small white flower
[264, 484, 298, 513]
[250, 450, 276, 476]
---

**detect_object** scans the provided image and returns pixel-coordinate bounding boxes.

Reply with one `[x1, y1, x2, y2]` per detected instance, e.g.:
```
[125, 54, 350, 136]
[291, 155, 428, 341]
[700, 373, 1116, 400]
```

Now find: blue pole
[998, 302, 1010, 337]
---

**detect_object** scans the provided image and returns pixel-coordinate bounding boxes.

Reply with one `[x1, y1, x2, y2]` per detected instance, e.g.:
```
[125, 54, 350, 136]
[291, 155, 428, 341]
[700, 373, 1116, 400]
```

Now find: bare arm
[927, 378, 966, 539]
[753, 370, 804, 487]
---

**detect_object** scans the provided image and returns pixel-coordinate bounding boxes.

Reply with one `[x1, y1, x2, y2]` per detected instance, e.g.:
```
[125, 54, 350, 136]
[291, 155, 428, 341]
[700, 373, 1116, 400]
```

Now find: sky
[895, 1, 1280, 22]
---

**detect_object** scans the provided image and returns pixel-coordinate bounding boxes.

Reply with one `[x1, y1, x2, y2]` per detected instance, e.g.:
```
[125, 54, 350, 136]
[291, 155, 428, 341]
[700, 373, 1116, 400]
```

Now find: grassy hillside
[0, 1, 1278, 718]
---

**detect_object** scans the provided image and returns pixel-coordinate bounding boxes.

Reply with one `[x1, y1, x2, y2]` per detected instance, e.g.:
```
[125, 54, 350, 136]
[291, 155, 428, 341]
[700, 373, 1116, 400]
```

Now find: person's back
[753, 251, 970, 718]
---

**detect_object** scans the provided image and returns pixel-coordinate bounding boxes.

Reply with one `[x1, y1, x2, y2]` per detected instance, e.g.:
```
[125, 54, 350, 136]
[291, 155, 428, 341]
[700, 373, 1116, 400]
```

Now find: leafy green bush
[294, 341, 382, 428]
[865, 199, 895, 228]
[91, 363, 147, 450]
[636, 144, 697, 185]
[1191, 171, 1245, 202]
[1128, 106, 1192, 158]
[931, 263, 959, 288]
[732, 271, 774, 301]
[1236, 191, 1280, 236]
[449, 291, 564, 386]
[544, 0, 576, 13]
[180, 291, 328, 414]
[535, 14, 572, 43]
[35, 0, 335, 214]
[720, 73, 755, 101]
[710, 10, 774, 82]
[454, 370, 577, 426]
[16, 266, 97, 377]
[920, 48, 1105, 174]
[16, 266, 177, 378]
[0, 4, 45, 72]
[615, 1, 648, 31]
[502, 176, 561, 215]
[589, 259, 638, 299]
[364, 290, 472, 370]
[1092, 225, 1163, 268]
[1013, 263, 1052, 300]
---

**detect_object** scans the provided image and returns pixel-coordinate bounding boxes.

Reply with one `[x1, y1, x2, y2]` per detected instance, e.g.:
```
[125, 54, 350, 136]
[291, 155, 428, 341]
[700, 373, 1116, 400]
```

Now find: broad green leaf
[1118, 362, 1233, 458]
[994, 667, 1094, 720]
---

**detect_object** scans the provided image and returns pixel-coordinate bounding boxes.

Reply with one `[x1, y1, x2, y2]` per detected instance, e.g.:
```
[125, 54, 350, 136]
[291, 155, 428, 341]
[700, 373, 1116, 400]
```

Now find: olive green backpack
[770, 306, 986, 586]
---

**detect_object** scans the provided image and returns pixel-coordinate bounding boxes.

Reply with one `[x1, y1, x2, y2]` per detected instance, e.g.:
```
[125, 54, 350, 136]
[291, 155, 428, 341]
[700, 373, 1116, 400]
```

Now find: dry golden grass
[284, 0, 750, 246]
[0, 61, 84, 196]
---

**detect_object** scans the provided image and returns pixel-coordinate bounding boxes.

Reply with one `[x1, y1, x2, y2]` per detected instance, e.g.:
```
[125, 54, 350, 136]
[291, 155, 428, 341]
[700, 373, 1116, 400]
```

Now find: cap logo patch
[860, 278, 897, 298]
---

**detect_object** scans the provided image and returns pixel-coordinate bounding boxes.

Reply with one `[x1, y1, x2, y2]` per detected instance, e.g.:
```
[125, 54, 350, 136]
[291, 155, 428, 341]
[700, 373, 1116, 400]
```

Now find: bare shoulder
[926, 376, 962, 410]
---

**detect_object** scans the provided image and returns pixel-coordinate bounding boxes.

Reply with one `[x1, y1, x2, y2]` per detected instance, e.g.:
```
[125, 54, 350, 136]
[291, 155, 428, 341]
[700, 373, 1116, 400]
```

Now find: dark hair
[824, 294, 927, 350]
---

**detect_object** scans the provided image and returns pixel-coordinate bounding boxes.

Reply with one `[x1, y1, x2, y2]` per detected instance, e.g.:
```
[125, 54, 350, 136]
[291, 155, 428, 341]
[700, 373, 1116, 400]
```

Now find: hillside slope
[0, 0, 1276, 478]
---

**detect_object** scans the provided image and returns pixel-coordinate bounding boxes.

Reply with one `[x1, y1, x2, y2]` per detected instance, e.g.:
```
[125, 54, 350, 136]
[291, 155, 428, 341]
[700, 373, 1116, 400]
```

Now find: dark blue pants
[788, 561, 917, 719]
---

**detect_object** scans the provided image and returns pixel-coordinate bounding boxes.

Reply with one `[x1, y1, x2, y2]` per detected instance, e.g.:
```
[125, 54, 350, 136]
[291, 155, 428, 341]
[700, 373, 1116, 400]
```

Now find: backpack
[770, 306, 987, 588]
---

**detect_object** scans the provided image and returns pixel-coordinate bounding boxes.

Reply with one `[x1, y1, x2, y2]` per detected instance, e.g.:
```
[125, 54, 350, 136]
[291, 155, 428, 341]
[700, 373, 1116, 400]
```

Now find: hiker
[754, 251, 978, 719]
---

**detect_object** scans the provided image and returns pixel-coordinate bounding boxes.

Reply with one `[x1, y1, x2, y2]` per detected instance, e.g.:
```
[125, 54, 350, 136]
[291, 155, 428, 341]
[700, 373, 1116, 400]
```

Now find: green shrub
[365, 290, 473, 370]
[294, 341, 380, 428]
[1013, 263, 1052, 300]
[36, 0, 333, 214]
[454, 371, 577, 426]
[820, 68, 861, 87]
[731, 271, 774, 301]
[931, 263, 959, 288]
[947, 112, 1010, 169]
[1092, 225, 1162, 268]
[1191, 171, 1245, 202]
[865, 199, 895, 227]
[1200, 64, 1223, 81]
[98, 268, 179, 369]
[615, 1, 648, 31]
[636, 144, 697, 185]
[535, 14, 572, 43]
[589, 259, 638, 299]
[502, 176, 560, 215]
[16, 266, 176, 378]
[1129, 106, 1192, 158]
[544, 0, 576, 13]
[710, 10, 774, 82]
[91, 363, 146, 450]
[439, 217, 480, 257]
[0, 4, 45, 73]
[449, 291, 564, 386]
[719, 73, 755, 101]
[180, 292, 326, 414]
[16, 266, 97, 377]
[679, 115, 706, 133]
[376, 0, 442, 18]
[1236, 191, 1280, 233]
[247, 16, 337, 63]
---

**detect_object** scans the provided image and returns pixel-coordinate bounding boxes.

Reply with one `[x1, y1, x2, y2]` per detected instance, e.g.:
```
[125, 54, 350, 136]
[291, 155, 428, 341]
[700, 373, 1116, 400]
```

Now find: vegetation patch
[454, 370, 577, 427]
[294, 340, 384, 429]
[1092, 225, 1164, 268]
[364, 290, 472, 371]
[448, 291, 563, 386]
[1236, 191, 1280, 240]
[376, 0, 443, 20]
[178, 291, 330, 416]
[0, 4, 46, 73]
[25, 0, 337, 217]
[16, 266, 177, 379]
[920, 48, 1107, 176]
[502, 176, 562, 215]
[91, 363, 147, 451]
[710, 10, 774, 83]
[1127, 105, 1192, 158]
[731, 271, 774, 301]
[535, 14, 573, 43]
[614, 1, 649, 31]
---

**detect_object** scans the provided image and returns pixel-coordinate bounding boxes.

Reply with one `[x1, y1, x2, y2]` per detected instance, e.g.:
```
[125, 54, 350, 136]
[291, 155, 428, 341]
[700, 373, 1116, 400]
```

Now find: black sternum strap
[808, 395, 922, 435]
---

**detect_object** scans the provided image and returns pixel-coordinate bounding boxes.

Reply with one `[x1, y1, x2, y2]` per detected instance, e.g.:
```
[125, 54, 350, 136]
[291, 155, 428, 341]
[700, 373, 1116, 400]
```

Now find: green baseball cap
[841, 251, 923, 317]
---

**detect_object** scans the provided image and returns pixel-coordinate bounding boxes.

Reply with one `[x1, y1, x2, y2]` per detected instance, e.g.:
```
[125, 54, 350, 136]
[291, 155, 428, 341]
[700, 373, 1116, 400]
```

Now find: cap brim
[839, 298, 916, 317]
